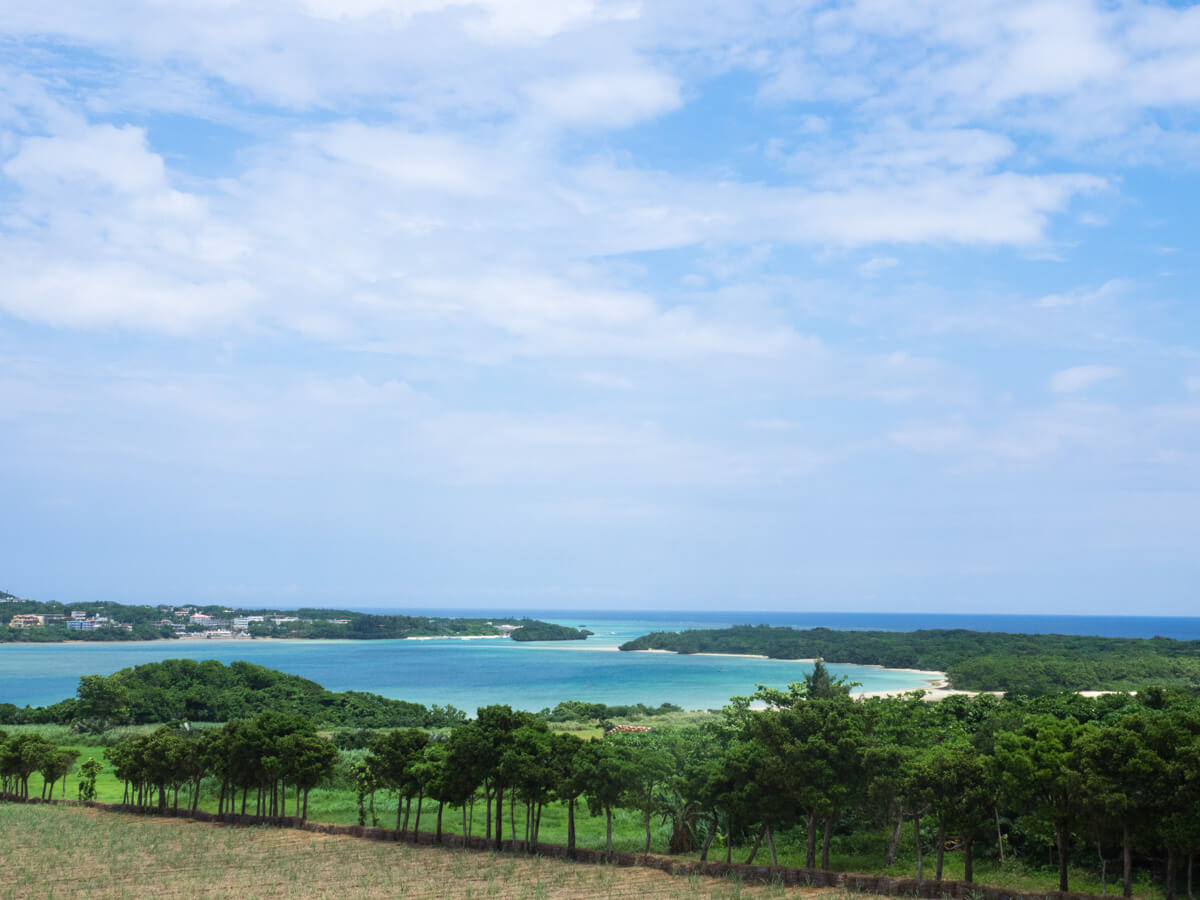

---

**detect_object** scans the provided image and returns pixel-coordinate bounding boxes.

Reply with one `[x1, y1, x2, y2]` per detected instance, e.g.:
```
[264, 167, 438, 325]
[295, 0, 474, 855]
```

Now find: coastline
[626, 648, 949, 699]
[0, 633, 513, 646]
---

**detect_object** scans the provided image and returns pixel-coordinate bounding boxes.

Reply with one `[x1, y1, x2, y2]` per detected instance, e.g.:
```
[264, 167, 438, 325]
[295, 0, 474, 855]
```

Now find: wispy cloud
[1049, 365, 1123, 394]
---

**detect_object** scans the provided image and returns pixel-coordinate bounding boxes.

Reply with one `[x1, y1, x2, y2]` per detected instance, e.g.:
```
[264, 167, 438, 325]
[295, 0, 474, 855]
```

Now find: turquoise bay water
[0, 615, 939, 712]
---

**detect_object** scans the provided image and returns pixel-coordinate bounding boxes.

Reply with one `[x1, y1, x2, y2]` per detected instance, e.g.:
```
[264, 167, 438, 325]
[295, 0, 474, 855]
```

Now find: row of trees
[354, 706, 637, 858]
[104, 713, 338, 820]
[0, 731, 79, 799]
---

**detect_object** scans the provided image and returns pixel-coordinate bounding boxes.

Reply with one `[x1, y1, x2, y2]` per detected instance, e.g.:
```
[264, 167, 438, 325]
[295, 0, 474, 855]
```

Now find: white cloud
[0, 121, 258, 333]
[1049, 365, 1123, 394]
[1036, 279, 1130, 309]
[859, 256, 898, 278]
[309, 124, 506, 196]
[526, 68, 681, 128]
[0, 262, 258, 335]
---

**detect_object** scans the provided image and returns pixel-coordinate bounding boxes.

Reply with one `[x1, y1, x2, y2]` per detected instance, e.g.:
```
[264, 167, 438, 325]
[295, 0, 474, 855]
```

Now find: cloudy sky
[2, 1, 1199, 614]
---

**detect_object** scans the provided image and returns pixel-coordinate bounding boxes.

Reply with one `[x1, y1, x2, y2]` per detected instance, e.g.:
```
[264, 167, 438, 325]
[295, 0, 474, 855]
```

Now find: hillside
[0, 804, 820, 899]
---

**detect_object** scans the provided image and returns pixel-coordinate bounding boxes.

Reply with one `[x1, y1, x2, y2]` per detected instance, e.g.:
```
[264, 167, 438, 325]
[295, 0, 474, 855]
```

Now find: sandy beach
[627, 648, 954, 699]
[404, 634, 507, 641]
[633, 648, 773, 660]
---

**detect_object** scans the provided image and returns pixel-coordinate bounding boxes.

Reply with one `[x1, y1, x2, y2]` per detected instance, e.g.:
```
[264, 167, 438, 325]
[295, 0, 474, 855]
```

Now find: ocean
[1, 610, 1195, 712]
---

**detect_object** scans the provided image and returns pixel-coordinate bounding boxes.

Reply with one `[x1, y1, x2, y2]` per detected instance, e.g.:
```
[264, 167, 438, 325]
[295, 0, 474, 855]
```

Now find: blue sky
[1, 1, 1199, 614]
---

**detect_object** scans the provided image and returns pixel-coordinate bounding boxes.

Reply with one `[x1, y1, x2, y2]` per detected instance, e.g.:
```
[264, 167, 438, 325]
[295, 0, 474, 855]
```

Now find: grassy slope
[0, 804, 823, 899]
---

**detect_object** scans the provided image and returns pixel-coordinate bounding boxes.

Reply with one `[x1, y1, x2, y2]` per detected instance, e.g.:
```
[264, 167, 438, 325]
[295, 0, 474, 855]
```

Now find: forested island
[509, 622, 592, 641]
[4, 660, 1200, 899]
[620, 624, 1200, 694]
[0, 590, 584, 644]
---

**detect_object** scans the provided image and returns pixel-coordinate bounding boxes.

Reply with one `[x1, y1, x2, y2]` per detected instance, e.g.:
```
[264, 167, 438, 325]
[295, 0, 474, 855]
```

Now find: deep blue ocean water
[2, 610, 1196, 712]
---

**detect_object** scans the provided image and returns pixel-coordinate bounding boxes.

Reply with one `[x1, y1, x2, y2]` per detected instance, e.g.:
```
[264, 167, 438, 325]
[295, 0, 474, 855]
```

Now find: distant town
[6, 607, 327, 638]
[0, 590, 589, 643]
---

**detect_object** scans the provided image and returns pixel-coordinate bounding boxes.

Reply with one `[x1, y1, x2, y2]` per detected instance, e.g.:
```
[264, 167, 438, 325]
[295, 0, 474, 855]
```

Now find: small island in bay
[509, 621, 592, 641]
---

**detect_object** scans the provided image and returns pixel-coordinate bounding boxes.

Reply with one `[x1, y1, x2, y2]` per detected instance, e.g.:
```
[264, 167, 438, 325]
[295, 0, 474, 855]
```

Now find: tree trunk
[1099, 839, 1108, 896]
[414, 788, 423, 836]
[303, 789, 309, 821]
[396, 794, 404, 834]
[1186, 853, 1193, 900]
[644, 808, 652, 854]
[806, 810, 817, 868]
[995, 806, 1005, 863]
[915, 812, 924, 881]
[1167, 849, 1178, 900]
[745, 824, 765, 865]
[605, 805, 614, 859]
[403, 796, 412, 835]
[535, 804, 543, 849]
[462, 804, 468, 843]
[567, 797, 576, 859]
[485, 783, 491, 842]
[726, 814, 733, 864]
[700, 815, 717, 862]
[964, 836, 974, 883]
[935, 816, 946, 881]
[509, 790, 516, 851]
[1124, 823, 1133, 898]
[1057, 822, 1070, 893]
[767, 823, 778, 866]
[822, 816, 833, 870]
[494, 784, 503, 850]
[886, 807, 904, 866]
[436, 801, 443, 843]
